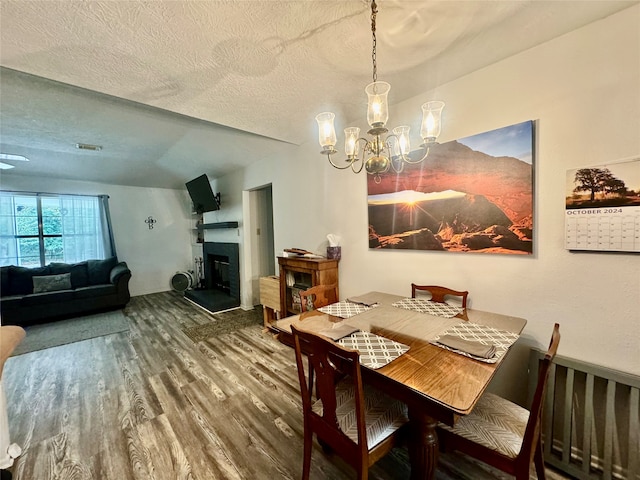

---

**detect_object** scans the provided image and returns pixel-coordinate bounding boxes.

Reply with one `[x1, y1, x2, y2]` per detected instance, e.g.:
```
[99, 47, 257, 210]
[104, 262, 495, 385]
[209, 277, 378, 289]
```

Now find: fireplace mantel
[198, 221, 239, 230]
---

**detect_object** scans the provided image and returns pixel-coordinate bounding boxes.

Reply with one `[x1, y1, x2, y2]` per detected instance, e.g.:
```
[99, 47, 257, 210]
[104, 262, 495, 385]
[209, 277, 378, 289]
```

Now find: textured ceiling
[0, 0, 637, 189]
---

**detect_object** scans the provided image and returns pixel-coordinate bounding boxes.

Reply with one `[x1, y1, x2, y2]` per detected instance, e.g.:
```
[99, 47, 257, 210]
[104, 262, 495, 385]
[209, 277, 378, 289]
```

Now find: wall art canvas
[565, 157, 640, 252]
[367, 120, 534, 254]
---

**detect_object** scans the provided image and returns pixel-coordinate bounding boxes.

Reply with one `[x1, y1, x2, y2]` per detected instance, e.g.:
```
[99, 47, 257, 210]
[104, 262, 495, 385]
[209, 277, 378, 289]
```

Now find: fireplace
[185, 242, 240, 312]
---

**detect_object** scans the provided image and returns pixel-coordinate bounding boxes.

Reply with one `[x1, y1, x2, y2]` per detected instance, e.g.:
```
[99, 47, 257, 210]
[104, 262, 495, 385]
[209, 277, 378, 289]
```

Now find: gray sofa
[0, 257, 131, 327]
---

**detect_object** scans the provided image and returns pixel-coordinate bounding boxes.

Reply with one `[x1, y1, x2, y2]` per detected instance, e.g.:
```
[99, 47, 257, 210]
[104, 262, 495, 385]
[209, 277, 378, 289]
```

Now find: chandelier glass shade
[316, 0, 445, 183]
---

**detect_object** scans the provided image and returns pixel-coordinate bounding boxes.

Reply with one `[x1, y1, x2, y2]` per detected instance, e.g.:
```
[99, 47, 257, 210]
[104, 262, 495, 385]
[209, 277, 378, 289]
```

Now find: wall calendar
[565, 158, 640, 252]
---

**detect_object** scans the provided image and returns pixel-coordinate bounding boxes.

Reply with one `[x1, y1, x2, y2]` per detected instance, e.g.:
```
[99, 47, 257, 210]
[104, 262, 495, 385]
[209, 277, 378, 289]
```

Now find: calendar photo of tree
[566, 159, 640, 209]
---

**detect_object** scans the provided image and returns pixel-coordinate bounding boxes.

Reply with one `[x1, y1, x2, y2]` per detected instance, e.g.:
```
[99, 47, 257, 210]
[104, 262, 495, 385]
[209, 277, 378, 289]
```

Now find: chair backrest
[291, 325, 367, 459]
[411, 283, 468, 308]
[520, 323, 561, 466]
[300, 284, 338, 311]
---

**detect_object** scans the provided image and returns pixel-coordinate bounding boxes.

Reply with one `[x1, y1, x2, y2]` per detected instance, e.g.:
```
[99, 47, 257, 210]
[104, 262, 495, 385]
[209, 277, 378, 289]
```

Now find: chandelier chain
[370, 0, 377, 83]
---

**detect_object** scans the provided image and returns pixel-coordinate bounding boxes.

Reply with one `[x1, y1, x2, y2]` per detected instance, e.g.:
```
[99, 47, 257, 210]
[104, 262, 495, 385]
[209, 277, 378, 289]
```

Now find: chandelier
[315, 0, 445, 183]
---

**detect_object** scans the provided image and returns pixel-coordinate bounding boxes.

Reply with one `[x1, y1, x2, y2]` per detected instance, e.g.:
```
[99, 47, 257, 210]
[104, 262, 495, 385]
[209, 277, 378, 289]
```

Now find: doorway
[247, 184, 275, 306]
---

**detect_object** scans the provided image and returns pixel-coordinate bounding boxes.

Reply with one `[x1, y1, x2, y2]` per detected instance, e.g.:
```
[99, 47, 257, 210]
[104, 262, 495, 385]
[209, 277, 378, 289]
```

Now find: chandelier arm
[402, 144, 433, 164]
[351, 158, 365, 174]
[326, 153, 357, 170]
[384, 142, 405, 174]
[350, 137, 369, 173]
[386, 132, 435, 165]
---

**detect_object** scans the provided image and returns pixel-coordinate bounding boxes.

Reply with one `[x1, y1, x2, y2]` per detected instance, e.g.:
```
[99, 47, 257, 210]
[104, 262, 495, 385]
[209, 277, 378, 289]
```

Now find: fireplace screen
[209, 254, 230, 294]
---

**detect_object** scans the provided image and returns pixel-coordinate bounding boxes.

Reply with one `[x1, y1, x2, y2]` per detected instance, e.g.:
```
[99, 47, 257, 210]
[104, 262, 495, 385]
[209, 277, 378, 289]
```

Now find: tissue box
[326, 246, 341, 260]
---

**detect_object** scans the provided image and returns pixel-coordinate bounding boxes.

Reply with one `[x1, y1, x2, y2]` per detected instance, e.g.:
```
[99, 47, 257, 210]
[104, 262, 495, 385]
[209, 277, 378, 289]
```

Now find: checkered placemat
[318, 301, 378, 319]
[391, 298, 463, 318]
[338, 331, 409, 369]
[431, 322, 520, 363]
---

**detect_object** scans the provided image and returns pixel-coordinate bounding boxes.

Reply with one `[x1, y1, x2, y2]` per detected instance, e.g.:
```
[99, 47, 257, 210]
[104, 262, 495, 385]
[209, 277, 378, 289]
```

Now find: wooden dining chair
[291, 325, 408, 480]
[411, 283, 469, 308]
[300, 284, 338, 311]
[437, 323, 561, 480]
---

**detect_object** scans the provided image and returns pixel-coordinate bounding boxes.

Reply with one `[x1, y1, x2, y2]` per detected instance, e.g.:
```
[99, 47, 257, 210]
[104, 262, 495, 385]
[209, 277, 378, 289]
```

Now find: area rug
[182, 306, 263, 342]
[11, 310, 129, 356]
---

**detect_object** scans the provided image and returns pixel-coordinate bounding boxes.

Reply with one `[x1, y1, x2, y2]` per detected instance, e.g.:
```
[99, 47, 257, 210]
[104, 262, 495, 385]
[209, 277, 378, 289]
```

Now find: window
[0, 192, 115, 267]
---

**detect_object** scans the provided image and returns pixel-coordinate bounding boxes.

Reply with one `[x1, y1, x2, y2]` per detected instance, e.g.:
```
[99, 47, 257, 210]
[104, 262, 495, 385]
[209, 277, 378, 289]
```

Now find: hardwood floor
[3, 292, 572, 480]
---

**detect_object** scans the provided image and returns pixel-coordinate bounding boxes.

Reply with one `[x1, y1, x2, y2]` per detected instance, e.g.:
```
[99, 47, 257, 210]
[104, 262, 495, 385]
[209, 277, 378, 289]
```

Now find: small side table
[259, 275, 281, 330]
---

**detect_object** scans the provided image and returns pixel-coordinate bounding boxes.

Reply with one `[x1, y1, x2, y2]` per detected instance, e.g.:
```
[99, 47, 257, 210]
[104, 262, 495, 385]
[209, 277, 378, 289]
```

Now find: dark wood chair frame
[437, 323, 561, 480]
[291, 325, 405, 480]
[300, 284, 338, 312]
[411, 283, 469, 320]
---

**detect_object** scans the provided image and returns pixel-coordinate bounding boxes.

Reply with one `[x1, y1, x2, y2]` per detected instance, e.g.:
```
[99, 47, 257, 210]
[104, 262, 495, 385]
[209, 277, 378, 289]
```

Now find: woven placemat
[391, 298, 463, 318]
[338, 331, 409, 369]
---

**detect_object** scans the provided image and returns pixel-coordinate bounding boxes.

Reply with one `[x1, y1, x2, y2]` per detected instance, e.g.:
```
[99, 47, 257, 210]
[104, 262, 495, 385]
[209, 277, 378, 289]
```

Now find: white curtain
[0, 194, 18, 265]
[0, 192, 115, 266]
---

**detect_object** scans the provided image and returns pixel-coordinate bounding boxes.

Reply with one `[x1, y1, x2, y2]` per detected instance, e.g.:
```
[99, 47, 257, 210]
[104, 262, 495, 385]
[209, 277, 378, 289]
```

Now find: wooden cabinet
[278, 256, 339, 317]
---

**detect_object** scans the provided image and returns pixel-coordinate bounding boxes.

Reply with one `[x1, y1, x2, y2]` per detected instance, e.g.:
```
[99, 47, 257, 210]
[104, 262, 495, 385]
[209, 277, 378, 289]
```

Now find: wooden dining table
[273, 291, 527, 480]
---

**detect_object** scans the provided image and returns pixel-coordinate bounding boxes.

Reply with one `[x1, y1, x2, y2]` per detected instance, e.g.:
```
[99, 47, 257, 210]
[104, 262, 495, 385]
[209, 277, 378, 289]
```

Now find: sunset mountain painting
[367, 120, 534, 254]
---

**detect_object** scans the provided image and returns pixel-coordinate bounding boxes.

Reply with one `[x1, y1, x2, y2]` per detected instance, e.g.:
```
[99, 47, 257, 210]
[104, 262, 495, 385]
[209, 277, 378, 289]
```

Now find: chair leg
[357, 464, 368, 480]
[534, 437, 547, 480]
[302, 428, 313, 480]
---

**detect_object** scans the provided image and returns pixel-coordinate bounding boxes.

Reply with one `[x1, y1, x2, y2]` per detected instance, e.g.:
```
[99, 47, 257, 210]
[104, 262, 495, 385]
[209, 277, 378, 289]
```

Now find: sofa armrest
[110, 262, 131, 285]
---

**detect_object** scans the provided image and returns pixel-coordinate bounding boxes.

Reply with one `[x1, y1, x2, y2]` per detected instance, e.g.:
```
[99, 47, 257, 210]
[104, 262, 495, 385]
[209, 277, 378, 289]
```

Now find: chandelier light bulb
[420, 101, 445, 142]
[366, 81, 390, 128]
[344, 127, 360, 156]
[392, 126, 411, 156]
[315, 112, 337, 150]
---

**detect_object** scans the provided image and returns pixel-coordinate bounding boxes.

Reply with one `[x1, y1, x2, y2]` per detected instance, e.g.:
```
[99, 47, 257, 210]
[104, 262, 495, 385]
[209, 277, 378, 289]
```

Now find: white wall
[0, 175, 193, 296]
[238, 5, 640, 402]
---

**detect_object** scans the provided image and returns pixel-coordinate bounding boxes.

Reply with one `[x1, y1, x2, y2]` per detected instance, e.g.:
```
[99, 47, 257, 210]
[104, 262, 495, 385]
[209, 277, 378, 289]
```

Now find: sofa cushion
[0, 295, 22, 309]
[48, 262, 71, 275]
[33, 273, 72, 293]
[20, 290, 75, 307]
[8, 266, 50, 295]
[49, 261, 89, 288]
[0, 266, 9, 297]
[73, 284, 117, 299]
[87, 257, 118, 286]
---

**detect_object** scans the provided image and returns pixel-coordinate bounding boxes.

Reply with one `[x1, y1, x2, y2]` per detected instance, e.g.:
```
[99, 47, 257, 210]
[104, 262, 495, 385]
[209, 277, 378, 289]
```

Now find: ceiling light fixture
[0, 153, 29, 162]
[0, 153, 29, 169]
[76, 143, 102, 151]
[315, 0, 444, 183]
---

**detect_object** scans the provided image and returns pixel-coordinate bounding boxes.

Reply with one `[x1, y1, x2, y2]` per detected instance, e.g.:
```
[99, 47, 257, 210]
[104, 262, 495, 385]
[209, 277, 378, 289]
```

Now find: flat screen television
[186, 174, 220, 213]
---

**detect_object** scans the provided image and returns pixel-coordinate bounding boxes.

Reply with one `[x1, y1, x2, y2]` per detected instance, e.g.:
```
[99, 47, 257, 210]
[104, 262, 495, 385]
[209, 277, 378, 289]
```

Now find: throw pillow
[32, 273, 72, 293]
[87, 257, 118, 285]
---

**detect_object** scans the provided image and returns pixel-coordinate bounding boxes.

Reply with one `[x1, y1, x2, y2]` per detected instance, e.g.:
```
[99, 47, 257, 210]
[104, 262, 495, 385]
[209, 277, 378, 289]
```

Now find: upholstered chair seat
[311, 378, 408, 450]
[438, 392, 529, 458]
